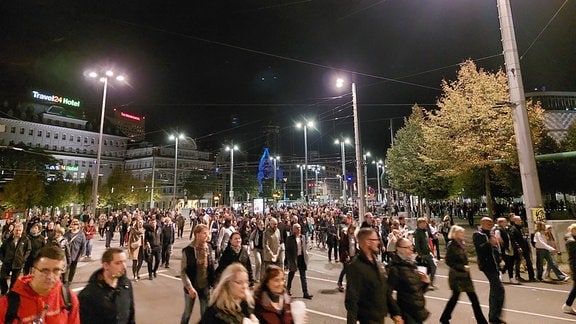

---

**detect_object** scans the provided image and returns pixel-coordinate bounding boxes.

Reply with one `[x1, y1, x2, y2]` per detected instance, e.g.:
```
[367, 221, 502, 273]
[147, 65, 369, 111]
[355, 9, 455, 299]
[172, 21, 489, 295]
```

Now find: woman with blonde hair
[534, 221, 567, 281]
[440, 225, 487, 324]
[201, 263, 258, 324]
[128, 216, 145, 281]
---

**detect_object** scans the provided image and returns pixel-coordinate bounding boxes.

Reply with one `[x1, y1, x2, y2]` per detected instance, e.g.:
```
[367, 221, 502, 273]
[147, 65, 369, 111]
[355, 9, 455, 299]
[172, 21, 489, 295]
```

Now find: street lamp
[312, 165, 325, 200]
[296, 165, 305, 200]
[169, 133, 184, 208]
[364, 151, 370, 203]
[226, 144, 239, 208]
[335, 138, 350, 205]
[270, 156, 280, 192]
[497, 0, 542, 234]
[87, 70, 126, 216]
[372, 160, 383, 203]
[336, 78, 366, 223]
[296, 121, 314, 201]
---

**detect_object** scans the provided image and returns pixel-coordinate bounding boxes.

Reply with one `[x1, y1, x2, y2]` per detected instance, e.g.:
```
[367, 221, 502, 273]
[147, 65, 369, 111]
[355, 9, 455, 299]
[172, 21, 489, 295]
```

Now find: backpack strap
[5, 291, 20, 323]
[61, 283, 72, 312]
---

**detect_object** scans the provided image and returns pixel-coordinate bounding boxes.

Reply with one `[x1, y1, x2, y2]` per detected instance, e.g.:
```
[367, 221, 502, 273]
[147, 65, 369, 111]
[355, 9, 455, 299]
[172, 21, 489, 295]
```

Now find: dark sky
[1, 0, 575, 165]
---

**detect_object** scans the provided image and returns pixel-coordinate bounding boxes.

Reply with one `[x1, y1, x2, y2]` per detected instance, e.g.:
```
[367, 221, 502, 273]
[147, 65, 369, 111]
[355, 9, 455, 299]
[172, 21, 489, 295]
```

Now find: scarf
[194, 242, 208, 269]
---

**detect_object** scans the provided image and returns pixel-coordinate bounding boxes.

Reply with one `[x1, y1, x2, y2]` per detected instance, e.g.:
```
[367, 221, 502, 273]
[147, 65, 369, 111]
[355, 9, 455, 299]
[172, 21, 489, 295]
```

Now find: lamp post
[335, 138, 350, 205]
[336, 79, 366, 223]
[169, 133, 184, 209]
[296, 165, 304, 200]
[226, 144, 239, 208]
[372, 160, 383, 203]
[313, 165, 324, 199]
[296, 121, 314, 202]
[497, 0, 542, 234]
[364, 151, 370, 203]
[88, 70, 125, 216]
[270, 156, 280, 191]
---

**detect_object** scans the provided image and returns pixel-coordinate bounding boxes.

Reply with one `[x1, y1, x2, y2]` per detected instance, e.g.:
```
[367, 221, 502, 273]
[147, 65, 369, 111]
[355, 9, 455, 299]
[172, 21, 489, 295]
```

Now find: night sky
[1, 0, 575, 166]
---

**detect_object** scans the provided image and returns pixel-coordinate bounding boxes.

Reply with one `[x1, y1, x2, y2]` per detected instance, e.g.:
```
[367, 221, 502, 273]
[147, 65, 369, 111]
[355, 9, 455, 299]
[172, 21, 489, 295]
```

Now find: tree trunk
[484, 167, 493, 219]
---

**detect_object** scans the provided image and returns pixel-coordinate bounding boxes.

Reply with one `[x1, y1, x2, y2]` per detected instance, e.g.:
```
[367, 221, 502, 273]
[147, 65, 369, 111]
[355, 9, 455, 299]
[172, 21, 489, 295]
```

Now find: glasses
[34, 266, 64, 277]
[397, 245, 414, 250]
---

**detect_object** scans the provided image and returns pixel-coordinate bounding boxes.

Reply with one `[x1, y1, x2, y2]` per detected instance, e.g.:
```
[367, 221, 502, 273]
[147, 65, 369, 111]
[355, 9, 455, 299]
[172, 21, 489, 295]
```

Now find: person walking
[0, 223, 31, 294]
[64, 219, 86, 283]
[78, 247, 135, 324]
[473, 217, 506, 324]
[249, 219, 265, 282]
[82, 219, 97, 259]
[440, 225, 488, 324]
[0, 246, 80, 323]
[388, 237, 431, 324]
[414, 217, 436, 289]
[534, 221, 567, 281]
[24, 223, 45, 275]
[563, 223, 576, 314]
[181, 224, 215, 323]
[509, 215, 535, 282]
[337, 223, 357, 292]
[144, 218, 163, 280]
[216, 232, 254, 286]
[161, 217, 175, 268]
[345, 227, 402, 324]
[285, 223, 313, 299]
[128, 218, 145, 281]
[253, 265, 295, 324]
[263, 218, 282, 275]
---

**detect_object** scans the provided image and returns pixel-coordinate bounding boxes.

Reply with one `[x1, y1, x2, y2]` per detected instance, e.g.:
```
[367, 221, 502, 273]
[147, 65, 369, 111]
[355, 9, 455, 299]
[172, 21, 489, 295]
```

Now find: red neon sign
[120, 112, 141, 121]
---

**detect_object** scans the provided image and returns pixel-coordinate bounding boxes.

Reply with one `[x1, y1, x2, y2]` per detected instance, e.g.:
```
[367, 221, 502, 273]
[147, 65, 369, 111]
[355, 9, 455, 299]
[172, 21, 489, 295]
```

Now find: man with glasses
[0, 223, 31, 294]
[0, 246, 80, 323]
[345, 227, 402, 324]
[79, 247, 135, 324]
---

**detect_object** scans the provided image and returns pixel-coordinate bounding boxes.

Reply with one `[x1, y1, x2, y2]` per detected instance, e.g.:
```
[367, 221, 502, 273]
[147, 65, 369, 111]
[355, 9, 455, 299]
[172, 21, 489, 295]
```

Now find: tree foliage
[3, 173, 46, 209]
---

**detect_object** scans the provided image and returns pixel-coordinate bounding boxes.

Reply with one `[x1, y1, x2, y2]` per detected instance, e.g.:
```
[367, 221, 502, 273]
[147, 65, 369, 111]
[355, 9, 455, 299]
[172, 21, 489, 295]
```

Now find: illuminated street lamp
[169, 133, 184, 208]
[336, 78, 366, 223]
[296, 120, 314, 201]
[372, 159, 383, 203]
[226, 144, 239, 207]
[270, 156, 280, 191]
[87, 70, 126, 215]
[296, 165, 305, 200]
[312, 165, 325, 199]
[334, 138, 350, 205]
[364, 151, 371, 203]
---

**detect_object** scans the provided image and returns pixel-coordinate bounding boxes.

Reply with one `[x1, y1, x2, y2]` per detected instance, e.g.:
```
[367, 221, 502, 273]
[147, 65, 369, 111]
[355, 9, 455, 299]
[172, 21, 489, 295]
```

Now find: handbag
[130, 241, 140, 249]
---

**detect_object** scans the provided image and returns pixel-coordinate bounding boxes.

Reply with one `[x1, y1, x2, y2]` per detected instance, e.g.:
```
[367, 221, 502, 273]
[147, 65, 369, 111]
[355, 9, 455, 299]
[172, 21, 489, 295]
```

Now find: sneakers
[562, 304, 576, 314]
[337, 283, 344, 292]
[509, 277, 519, 284]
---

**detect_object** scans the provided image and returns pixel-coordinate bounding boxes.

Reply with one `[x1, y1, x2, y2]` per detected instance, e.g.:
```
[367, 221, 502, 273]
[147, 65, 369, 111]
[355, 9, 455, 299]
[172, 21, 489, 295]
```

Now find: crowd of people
[2, 205, 576, 323]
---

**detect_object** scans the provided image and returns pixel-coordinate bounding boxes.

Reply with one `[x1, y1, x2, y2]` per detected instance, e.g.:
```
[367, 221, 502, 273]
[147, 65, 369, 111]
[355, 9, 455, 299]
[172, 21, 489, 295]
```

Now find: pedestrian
[0, 223, 31, 294]
[216, 232, 254, 286]
[144, 218, 163, 280]
[562, 223, 576, 314]
[440, 225, 488, 324]
[176, 213, 186, 239]
[119, 216, 130, 248]
[104, 215, 115, 248]
[473, 217, 505, 324]
[83, 218, 97, 259]
[508, 214, 535, 282]
[263, 217, 282, 276]
[494, 218, 517, 284]
[64, 219, 86, 283]
[253, 265, 295, 324]
[181, 224, 215, 323]
[78, 247, 135, 324]
[0, 246, 80, 323]
[534, 221, 567, 281]
[249, 219, 265, 282]
[285, 223, 313, 299]
[216, 217, 235, 258]
[200, 263, 258, 324]
[327, 218, 339, 263]
[161, 217, 175, 268]
[127, 218, 145, 281]
[345, 227, 402, 324]
[388, 237, 431, 324]
[414, 217, 437, 289]
[337, 223, 357, 292]
[24, 223, 45, 275]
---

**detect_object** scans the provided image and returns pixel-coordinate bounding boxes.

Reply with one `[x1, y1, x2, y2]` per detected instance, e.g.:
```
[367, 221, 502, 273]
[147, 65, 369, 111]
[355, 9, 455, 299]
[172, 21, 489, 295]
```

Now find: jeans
[253, 248, 262, 280]
[148, 247, 162, 276]
[536, 248, 565, 280]
[180, 287, 209, 323]
[483, 269, 505, 322]
[423, 254, 436, 284]
[68, 260, 79, 283]
[162, 244, 173, 266]
[338, 261, 348, 284]
[566, 281, 576, 306]
[515, 247, 535, 280]
[287, 256, 309, 295]
[85, 239, 93, 257]
[440, 290, 487, 324]
[327, 239, 338, 262]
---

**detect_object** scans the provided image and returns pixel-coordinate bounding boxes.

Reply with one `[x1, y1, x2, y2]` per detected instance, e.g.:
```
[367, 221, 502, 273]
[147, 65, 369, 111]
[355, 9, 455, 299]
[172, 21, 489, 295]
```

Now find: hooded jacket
[0, 275, 80, 323]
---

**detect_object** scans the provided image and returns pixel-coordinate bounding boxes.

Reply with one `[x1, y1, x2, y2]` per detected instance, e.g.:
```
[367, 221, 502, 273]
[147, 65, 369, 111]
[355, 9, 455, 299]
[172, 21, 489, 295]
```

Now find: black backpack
[5, 284, 72, 323]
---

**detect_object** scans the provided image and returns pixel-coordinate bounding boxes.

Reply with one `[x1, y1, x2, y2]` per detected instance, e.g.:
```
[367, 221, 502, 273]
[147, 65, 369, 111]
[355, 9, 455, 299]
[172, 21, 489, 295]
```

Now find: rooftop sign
[32, 90, 81, 107]
[120, 111, 142, 121]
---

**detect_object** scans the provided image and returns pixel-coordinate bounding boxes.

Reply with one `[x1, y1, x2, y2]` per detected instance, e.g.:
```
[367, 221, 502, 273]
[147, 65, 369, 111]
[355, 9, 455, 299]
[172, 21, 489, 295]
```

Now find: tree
[3, 173, 46, 210]
[44, 174, 78, 212]
[421, 59, 545, 216]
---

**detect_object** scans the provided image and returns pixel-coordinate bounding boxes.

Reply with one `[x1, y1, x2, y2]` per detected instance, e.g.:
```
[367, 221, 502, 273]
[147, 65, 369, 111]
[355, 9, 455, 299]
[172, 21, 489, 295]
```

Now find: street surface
[69, 225, 576, 324]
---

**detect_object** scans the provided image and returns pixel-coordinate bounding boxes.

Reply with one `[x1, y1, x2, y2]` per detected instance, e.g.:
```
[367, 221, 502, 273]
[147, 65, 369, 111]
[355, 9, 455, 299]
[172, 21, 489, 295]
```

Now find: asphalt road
[69, 226, 576, 324]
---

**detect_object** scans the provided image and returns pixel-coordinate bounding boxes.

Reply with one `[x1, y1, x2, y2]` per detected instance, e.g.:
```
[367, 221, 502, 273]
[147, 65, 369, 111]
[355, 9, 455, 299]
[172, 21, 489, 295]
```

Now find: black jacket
[0, 235, 31, 269]
[201, 300, 253, 324]
[387, 254, 430, 322]
[445, 240, 475, 292]
[78, 269, 135, 324]
[215, 245, 253, 285]
[473, 228, 499, 273]
[345, 251, 400, 324]
[566, 234, 576, 280]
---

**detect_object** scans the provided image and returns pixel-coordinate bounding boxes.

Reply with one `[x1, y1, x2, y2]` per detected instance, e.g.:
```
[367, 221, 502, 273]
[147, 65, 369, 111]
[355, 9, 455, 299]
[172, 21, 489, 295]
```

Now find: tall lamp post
[270, 156, 280, 192]
[335, 138, 350, 204]
[169, 133, 184, 209]
[296, 165, 305, 200]
[497, 0, 542, 234]
[226, 144, 239, 208]
[296, 121, 314, 202]
[88, 70, 125, 216]
[364, 151, 370, 203]
[372, 160, 383, 203]
[336, 79, 366, 223]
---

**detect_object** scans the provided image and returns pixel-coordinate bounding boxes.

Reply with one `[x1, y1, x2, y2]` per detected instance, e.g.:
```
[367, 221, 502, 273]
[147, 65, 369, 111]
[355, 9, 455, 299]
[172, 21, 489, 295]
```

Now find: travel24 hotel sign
[32, 90, 81, 108]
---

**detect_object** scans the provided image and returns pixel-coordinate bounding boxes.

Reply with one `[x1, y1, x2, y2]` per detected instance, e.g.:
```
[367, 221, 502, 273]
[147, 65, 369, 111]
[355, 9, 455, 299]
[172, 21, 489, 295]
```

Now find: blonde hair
[448, 225, 464, 240]
[567, 223, 576, 233]
[209, 263, 254, 313]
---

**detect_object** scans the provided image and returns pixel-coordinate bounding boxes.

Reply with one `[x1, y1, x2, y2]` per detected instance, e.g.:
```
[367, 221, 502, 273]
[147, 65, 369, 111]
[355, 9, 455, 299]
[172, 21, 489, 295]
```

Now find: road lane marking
[306, 309, 345, 321]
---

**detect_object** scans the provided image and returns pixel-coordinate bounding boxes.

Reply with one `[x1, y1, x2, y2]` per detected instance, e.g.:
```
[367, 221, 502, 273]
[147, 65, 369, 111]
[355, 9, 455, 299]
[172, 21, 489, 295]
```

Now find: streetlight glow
[169, 133, 185, 208]
[225, 144, 239, 207]
[296, 120, 314, 202]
